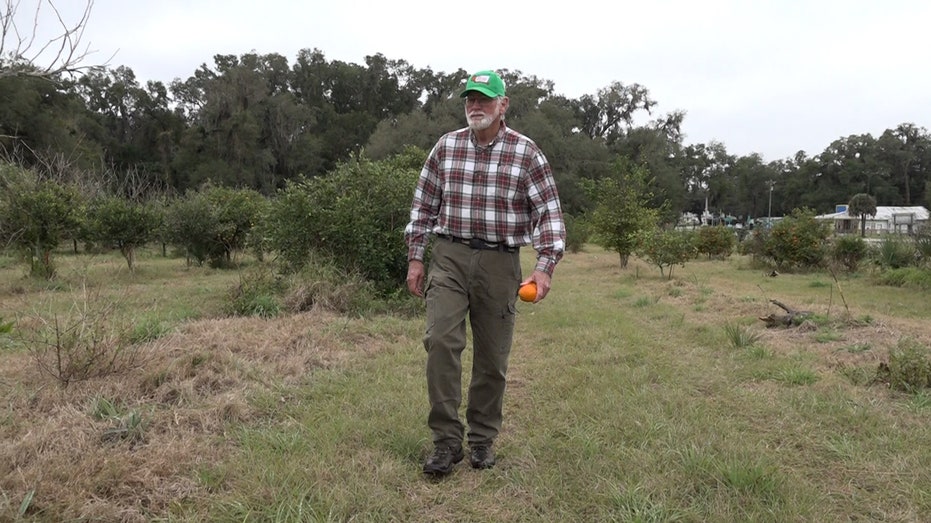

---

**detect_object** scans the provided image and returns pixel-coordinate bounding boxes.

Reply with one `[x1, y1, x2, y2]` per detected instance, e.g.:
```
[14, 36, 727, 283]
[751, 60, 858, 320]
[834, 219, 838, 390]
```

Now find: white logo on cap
[473, 75, 491, 84]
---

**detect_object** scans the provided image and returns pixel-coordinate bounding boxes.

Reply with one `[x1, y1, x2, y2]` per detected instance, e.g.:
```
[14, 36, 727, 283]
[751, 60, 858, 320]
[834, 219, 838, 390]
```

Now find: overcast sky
[19, 0, 931, 162]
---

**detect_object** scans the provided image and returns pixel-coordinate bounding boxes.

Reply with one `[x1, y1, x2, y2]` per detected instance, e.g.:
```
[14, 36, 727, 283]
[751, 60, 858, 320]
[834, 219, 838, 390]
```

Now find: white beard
[465, 104, 500, 132]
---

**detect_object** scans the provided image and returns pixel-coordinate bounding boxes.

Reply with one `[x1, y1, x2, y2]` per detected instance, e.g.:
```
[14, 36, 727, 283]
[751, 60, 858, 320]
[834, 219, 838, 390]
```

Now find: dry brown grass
[3, 248, 931, 520]
[0, 310, 396, 521]
[624, 257, 931, 372]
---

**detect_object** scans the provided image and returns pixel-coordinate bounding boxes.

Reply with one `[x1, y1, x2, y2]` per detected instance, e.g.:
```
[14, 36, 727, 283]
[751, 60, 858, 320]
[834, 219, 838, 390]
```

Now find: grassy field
[1, 246, 931, 521]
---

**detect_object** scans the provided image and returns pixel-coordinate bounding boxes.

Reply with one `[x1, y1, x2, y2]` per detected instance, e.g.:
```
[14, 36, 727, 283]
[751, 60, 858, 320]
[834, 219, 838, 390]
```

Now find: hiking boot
[469, 444, 496, 469]
[423, 444, 463, 476]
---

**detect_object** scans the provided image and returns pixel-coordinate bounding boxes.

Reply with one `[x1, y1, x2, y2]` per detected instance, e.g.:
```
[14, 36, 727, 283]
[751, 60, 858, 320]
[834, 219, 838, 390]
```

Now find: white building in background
[816, 205, 929, 235]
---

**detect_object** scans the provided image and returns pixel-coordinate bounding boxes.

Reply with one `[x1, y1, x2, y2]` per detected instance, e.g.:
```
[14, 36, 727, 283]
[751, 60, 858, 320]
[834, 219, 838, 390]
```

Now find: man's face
[464, 93, 507, 132]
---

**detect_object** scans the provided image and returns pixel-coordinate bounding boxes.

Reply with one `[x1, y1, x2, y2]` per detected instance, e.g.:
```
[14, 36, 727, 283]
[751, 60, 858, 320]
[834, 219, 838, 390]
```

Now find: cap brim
[459, 86, 499, 98]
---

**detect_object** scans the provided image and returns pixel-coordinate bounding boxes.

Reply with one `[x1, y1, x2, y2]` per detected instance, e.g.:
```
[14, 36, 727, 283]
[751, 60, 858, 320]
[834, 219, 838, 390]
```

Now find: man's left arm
[523, 153, 566, 302]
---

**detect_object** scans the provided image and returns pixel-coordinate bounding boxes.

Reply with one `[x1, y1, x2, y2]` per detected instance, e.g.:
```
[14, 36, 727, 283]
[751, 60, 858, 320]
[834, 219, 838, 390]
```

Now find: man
[404, 69, 566, 477]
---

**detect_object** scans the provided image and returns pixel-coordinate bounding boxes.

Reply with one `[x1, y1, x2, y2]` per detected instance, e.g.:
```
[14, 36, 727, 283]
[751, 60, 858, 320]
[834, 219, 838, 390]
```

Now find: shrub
[724, 323, 762, 349]
[584, 162, 662, 268]
[84, 196, 161, 272]
[266, 154, 418, 293]
[874, 267, 931, 290]
[696, 226, 736, 259]
[761, 208, 830, 271]
[564, 213, 590, 254]
[22, 288, 146, 386]
[831, 235, 868, 272]
[163, 185, 265, 268]
[0, 166, 83, 279]
[634, 228, 698, 279]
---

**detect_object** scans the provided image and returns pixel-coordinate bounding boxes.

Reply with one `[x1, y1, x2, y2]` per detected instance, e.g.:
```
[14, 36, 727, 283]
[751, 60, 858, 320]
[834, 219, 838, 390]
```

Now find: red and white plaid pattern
[405, 123, 565, 276]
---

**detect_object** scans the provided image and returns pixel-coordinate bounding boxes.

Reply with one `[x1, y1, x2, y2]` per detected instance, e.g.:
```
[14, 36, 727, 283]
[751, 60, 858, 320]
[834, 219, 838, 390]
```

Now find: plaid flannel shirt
[405, 123, 565, 276]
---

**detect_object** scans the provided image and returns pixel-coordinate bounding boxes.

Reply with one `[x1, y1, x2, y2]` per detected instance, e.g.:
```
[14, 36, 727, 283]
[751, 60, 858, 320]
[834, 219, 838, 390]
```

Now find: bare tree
[1, 0, 101, 79]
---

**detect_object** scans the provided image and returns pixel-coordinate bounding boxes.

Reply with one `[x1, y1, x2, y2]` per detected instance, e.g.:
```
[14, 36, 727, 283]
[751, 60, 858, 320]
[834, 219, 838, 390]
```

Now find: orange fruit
[518, 282, 537, 302]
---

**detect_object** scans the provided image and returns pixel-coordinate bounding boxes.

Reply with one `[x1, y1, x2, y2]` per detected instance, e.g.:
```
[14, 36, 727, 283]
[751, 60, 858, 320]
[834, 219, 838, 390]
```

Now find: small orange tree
[584, 161, 662, 268]
[696, 226, 736, 259]
[634, 227, 698, 279]
[762, 208, 831, 271]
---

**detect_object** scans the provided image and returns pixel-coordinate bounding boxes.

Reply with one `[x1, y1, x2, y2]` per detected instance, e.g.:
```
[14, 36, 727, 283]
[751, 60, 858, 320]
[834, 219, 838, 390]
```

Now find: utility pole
[767, 180, 775, 220]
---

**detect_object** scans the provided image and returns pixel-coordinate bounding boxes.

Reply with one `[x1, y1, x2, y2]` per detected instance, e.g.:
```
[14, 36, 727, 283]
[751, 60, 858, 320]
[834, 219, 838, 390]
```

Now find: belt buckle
[468, 238, 486, 250]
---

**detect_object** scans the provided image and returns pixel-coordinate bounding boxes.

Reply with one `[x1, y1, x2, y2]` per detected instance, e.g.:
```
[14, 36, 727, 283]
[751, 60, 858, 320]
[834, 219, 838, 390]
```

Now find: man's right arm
[404, 158, 441, 262]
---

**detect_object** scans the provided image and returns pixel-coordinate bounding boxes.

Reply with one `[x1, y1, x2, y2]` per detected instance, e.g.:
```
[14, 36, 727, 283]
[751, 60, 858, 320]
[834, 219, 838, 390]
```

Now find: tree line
[2, 48, 930, 222]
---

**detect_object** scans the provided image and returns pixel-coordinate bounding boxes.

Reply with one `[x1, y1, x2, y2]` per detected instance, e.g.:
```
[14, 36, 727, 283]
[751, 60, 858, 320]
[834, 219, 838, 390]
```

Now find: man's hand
[407, 260, 425, 298]
[520, 270, 552, 303]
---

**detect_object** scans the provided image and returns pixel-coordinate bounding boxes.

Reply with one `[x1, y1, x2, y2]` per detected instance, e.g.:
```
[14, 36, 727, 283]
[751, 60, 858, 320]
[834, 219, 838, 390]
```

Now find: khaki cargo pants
[423, 238, 521, 448]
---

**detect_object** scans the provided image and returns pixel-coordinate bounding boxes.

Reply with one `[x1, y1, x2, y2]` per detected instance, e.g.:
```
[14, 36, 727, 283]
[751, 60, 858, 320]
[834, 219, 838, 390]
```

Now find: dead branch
[759, 299, 813, 328]
[1, 0, 108, 79]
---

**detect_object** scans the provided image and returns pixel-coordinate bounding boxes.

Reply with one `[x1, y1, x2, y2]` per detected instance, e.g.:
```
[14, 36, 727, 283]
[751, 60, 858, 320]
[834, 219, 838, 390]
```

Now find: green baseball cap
[460, 70, 506, 98]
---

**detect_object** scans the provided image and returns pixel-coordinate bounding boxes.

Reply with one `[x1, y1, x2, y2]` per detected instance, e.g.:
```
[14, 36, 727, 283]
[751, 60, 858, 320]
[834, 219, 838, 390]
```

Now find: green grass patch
[774, 366, 820, 386]
[2, 248, 931, 521]
[842, 342, 872, 354]
[814, 330, 843, 343]
[875, 267, 931, 290]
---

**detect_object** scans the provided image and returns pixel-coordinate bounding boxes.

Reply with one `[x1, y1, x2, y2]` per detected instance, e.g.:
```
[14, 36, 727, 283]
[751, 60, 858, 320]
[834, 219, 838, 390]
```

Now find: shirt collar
[470, 121, 508, 149]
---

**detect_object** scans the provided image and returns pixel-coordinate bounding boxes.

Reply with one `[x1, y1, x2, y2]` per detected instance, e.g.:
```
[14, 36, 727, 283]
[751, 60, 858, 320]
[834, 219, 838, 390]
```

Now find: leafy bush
[761, 208, 830, 271]
[872, 235, 917, 269]
[831, 235, 868, 272]
[583, 162, 662, 268]
[634, 228, 697, 279]
[266, 154, 418, 293]
[0, 166, 83, 279]
[696, 226, 736, 259]
[884, 338, 931, 393]
[84, 196, 162, 271]
[564, 213, 590, 254]
[163, 185, 265, 267]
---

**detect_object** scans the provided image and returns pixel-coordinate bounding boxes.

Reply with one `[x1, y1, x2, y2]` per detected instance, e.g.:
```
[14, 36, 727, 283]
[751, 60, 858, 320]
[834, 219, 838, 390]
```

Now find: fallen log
[758, 299, 813, 328]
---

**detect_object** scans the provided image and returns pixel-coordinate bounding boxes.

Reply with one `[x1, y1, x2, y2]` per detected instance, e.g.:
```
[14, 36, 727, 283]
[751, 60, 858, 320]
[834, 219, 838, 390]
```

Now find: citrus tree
[634, 227, 698, 279]
[763, 208, 831, 270]
[0, 164, 83, 278]
[84, 196, 161, 272]
[584, 161, 663, 268]
[695, 226, 736, 259]
[162, 185, 265, 267]
[266, 153, 418, 293]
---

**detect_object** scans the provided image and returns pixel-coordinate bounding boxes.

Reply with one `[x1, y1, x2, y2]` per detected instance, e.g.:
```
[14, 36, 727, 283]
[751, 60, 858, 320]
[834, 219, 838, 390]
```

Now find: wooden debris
[758, 299, 813, 328]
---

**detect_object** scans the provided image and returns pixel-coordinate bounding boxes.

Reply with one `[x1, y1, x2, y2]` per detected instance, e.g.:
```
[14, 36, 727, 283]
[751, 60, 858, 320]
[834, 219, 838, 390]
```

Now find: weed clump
[724, 323, 762, 350]
[880, 338, 931, 393]
[227, 266, 284, 318]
